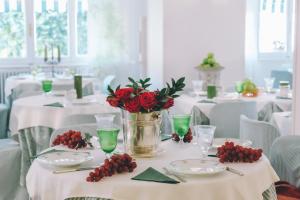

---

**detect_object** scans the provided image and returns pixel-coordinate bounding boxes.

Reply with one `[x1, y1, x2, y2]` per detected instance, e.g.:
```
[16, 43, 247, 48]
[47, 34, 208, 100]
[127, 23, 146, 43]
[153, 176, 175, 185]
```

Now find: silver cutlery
[162, 167, 186, 183]
[53, 167, 96, 174]
[226, 167, 244, 176]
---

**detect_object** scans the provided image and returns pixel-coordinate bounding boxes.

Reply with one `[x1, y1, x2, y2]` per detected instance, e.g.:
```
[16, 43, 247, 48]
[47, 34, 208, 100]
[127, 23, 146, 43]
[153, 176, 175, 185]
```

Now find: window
[0, 0, 88, 65]
[258, 0, 294, 59]
[0, 0, 26, 58]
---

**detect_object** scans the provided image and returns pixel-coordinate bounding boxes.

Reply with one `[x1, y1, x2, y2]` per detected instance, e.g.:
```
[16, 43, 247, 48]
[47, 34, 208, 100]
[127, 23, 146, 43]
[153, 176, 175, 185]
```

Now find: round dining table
[9, 94, 118, 135]
[26, 140, 279, 200]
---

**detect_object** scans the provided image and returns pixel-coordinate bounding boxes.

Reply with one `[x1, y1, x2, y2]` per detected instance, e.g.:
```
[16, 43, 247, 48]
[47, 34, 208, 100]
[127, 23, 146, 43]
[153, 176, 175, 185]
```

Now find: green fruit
[207, 53, 214, 58]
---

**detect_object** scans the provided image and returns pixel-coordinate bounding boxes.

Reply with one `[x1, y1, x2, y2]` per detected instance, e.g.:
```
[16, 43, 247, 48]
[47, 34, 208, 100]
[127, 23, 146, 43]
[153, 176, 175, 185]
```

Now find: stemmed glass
[192, 80, 203, 97]
[193, 125, 216, 159]
[95, 114, 120, 158]
[235, 81, 243, 97]
[172, 115, 191, 144]
[264, 78, 275, 93]
[41, 80, 53, 95]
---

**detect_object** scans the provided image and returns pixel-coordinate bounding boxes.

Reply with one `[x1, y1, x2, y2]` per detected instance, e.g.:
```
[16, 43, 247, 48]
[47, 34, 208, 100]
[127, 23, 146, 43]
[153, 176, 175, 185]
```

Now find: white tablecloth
[271, 112, 293, 136]
[9, 94, 118, 134]
[5, 75, 95, 98]
[26, 141, 279, 200]
[173, 93, 292, 117]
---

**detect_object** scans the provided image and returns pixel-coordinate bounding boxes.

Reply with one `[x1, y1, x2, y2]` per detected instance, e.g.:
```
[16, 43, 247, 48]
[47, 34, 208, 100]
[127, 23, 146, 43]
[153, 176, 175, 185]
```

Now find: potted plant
[106, 77, 185, 157]
[196, 53, 224, 90]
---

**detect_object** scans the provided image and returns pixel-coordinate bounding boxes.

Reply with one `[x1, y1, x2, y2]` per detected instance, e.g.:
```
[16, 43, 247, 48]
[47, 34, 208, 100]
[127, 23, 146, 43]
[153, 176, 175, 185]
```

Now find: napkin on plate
[31, 149, 67, 159]
[276, 96, 292, 100]
[132, 167, 179, 184]
[161, 135, 172, 141]
[43, 102, 64, 107]
[198, 99, 217, 104]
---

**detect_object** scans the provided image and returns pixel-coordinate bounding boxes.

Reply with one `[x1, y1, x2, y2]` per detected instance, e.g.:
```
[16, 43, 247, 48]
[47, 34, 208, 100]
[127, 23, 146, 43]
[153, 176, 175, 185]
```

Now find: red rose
[115, 88, 134, 101]
[106, 97, 120, 107]
[139, 92, 157, 110]
[124, 97, 141, 113]
[163, 98, 174, 109]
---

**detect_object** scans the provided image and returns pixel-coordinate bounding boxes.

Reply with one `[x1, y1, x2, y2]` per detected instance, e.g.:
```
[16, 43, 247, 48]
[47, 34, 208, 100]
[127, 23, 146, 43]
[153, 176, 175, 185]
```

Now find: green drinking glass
[235, 81, 243, 96]
[97, 128, 120, 157]
[207, 85, 217, 99]
[42, 80, 53, 94]
[172, 115, 191, 143]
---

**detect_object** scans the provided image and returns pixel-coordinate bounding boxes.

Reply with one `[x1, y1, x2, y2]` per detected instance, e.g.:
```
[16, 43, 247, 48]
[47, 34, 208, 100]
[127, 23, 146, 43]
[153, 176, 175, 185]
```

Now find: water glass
[172, 115, 191, 143]
[264, 78, 275, 93]
[41, 80, 53, 94]
[193, 125, 216, 158]
[207, 85, 217, 99]
[95, 114, 120, 157]
[192, 80, 203, 96]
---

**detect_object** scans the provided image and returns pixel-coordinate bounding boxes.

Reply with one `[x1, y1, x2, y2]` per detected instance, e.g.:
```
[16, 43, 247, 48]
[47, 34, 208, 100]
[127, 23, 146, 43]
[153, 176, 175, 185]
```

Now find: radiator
[0, 68, 30, 103]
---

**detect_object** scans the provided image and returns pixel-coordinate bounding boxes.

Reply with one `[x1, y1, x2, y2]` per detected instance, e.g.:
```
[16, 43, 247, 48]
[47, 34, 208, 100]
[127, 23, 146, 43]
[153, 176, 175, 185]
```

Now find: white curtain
[87, 0, 147, 86]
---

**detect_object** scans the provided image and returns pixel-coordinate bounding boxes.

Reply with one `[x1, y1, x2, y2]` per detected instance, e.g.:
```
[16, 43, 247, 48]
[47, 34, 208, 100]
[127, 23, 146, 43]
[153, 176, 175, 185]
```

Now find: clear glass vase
[121, 110, 162, 157]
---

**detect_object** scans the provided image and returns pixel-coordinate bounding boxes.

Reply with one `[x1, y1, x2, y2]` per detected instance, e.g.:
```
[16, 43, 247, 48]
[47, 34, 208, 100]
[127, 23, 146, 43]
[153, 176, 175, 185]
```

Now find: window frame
[0, 0, 88, 67]
[257, 0, 294, 61]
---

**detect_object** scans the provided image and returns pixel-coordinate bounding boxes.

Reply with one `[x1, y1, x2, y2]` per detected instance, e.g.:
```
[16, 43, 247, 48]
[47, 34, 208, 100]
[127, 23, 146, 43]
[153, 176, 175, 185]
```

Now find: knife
[53, 167, 96, 174]
[226, 167, 244, 176]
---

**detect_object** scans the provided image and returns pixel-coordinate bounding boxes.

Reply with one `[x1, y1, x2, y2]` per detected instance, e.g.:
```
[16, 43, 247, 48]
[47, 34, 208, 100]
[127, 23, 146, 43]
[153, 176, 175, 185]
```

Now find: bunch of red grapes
[172, 128, 193, 143]
[217, 142, 263, 163]
[86, 153, 137, 182]
[52, 130, 92, 149]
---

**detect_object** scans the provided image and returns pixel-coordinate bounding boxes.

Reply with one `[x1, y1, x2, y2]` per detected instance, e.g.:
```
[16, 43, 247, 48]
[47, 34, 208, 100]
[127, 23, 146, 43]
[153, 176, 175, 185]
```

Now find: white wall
[163, 0, 246, 89]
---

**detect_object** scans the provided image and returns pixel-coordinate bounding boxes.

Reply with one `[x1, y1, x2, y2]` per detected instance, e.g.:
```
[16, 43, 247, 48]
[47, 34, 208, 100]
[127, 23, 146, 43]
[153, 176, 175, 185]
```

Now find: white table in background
[173, 93, 292, 117]
[9, 94, 118, 134]
[271, 112, 293, 136]
[26, 140, 279, 200]
[5, 75, 95, 98]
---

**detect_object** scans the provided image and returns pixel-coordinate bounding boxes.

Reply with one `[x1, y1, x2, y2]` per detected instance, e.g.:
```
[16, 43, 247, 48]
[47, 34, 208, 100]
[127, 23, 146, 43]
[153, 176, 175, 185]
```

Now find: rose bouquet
[106, 77, 185, 113]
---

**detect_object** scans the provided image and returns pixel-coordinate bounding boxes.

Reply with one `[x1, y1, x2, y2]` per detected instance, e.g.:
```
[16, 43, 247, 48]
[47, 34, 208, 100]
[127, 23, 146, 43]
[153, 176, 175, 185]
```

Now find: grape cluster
[217, 142, 263, 163]
[172, 128, 193, 143]
[86, 154, 137, 182]
[52, 130, 92, 149]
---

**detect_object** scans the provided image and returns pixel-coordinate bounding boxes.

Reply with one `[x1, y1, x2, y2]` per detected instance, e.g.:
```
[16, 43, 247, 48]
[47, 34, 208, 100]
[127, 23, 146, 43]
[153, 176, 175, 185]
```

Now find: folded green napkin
[44, 102, 64, 107]
[276, 96, 292, 100]
[31, 149, 67, 159]
[161, 135, 172, 141]
[198, 99, 217, 104]
[132, 167, 179, 184]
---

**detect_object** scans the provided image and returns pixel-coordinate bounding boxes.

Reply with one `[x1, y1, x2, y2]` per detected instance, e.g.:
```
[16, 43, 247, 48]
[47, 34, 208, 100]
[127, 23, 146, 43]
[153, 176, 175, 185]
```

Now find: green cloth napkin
[132, 167, 179, 184]
[31, 149, 67, 159]
[276, 96, 292, 100]
[44, 102, 64, 107]
[198, 99, 217, 104]
[161, 135, 172, 141]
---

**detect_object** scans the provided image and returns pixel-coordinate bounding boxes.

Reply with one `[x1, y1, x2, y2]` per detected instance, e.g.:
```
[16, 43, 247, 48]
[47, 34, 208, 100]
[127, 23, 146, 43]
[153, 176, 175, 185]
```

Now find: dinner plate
[37, 151, 93, 167]
[168, 158, 225, 175]
[212, 138, 252, 148]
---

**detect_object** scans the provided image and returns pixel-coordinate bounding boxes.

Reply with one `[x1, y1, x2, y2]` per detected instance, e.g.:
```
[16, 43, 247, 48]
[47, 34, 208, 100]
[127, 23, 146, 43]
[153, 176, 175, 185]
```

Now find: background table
[27, 140, 279, 200]
[173, 93, 292, 117]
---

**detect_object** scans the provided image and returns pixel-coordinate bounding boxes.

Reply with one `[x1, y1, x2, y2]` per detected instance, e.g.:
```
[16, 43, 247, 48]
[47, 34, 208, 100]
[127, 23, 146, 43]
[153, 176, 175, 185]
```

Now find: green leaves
[165, 77, 185, 98]
[126, 77, 152, 90]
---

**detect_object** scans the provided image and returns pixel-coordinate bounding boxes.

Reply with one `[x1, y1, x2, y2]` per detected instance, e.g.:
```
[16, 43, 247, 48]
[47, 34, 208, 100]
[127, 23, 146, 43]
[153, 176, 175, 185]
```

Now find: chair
[0, 104, 9, 138]
[258, 102, 283, 122]
[0, 139, 27, 200]
[209, 101, 257, 138]
[270, 136, 300, 188]
[50, 124, 97, 146]
[271, 70, 293, 89]
[240, 115, 280, 158]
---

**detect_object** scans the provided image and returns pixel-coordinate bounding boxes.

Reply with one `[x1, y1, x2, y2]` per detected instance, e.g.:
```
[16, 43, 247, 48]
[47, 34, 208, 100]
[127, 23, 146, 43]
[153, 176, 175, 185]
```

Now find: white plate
[168, 158, 225, 175]
[37, 151, 93, 167]
[212, 138, 252, 148]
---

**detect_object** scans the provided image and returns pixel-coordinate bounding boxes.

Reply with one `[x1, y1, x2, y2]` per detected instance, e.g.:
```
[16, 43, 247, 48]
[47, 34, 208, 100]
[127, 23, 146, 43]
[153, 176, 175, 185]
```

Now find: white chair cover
[209, 101, 257, 138]
[240, 115, 280, 158]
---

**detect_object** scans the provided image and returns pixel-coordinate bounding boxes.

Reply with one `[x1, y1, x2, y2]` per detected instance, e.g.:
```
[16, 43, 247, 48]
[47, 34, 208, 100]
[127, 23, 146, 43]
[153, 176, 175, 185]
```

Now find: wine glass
[193, 125, 216, 159]
[172, 114, 191, 144]
[264, 78, 275, 93]
[192, 80, 203, 97]
[95, 114, 120, 158]
[235, 81, 243, 97]
[41, 80, 53, 95]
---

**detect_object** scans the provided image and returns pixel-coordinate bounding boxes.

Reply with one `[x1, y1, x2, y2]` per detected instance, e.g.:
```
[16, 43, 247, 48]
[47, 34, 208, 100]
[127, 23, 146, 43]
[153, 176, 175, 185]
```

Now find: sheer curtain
[87, 0, 147, 86]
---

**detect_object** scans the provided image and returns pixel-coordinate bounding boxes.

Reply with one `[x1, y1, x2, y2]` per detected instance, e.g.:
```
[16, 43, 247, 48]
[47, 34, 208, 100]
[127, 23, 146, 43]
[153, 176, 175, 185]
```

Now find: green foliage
[0, 12, 25, 58]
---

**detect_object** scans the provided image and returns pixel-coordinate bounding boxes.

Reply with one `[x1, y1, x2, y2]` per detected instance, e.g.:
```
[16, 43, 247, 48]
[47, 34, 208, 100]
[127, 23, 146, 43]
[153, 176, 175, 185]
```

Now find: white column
[293, 0, 300, 134]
